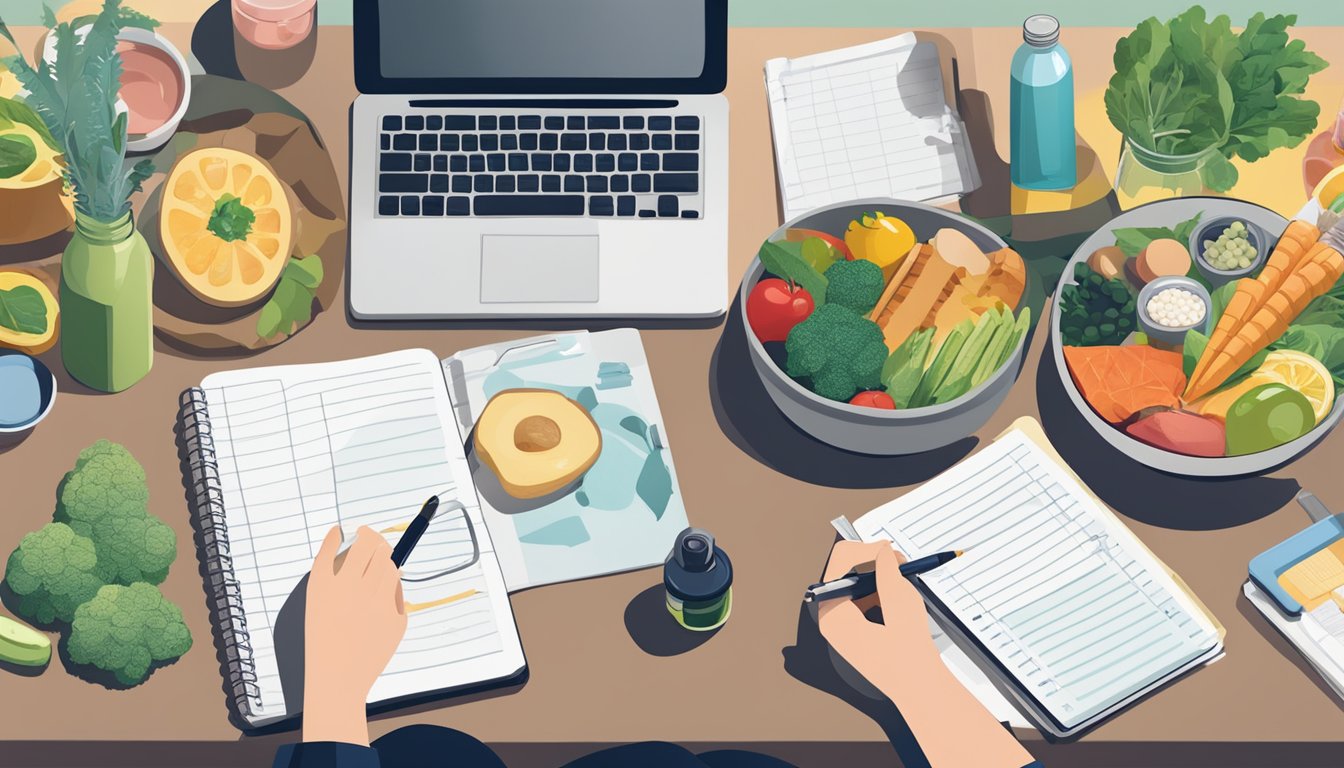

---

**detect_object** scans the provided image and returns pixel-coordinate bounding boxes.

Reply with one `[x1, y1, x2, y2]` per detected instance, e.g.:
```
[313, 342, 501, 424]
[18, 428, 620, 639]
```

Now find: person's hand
[302, 525, 408, 745]
[816, 540, 939, 694]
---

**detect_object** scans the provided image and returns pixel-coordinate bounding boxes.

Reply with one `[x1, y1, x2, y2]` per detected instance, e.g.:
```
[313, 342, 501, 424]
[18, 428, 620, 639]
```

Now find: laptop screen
[356, 0, 727, 94]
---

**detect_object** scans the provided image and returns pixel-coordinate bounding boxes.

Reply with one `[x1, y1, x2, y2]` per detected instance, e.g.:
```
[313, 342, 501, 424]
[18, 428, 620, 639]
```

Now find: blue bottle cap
[664, 527, 732, 602]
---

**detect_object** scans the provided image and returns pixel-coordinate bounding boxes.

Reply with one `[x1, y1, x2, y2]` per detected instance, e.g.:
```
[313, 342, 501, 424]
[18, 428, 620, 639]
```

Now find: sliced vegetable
[908, 319, 973, 408]
[1125, 411, 1225, 457]
[881, 327, 934, 409]
[933, 309, 1004, 404]
[1063, 345, 1186, 424]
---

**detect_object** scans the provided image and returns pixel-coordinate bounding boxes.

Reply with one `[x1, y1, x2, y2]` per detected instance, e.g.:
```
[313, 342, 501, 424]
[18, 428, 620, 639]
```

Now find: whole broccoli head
[54, 447, 173, 585]
[4, 523, 105, 625]
[68, 583, 193, 687]
[785, 304, 889, 401]
[823, 258, 886, 315]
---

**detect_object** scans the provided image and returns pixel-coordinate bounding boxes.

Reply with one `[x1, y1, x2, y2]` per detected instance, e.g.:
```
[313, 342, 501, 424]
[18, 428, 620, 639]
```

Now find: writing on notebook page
[205, 358, 505, 712]
[765, 33, 978, 222]
[856, 430, 1218, 728]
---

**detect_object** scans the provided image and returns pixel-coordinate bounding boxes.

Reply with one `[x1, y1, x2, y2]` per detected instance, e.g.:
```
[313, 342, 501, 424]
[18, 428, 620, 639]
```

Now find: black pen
[391, 496, 440, 568]
[803, 549, 965, 604]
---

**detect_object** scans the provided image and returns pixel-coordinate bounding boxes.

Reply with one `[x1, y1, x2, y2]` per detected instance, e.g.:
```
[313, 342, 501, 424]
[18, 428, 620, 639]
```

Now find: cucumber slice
[0, 614, 51, 667]
[935, 310, 1005, 403]
[910, 319, 974, 408]
[971, 311, 1017, 388]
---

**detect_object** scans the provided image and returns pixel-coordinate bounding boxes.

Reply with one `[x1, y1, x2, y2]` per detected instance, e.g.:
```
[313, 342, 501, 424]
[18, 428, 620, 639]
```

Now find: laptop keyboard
[376, 113, 704, 219]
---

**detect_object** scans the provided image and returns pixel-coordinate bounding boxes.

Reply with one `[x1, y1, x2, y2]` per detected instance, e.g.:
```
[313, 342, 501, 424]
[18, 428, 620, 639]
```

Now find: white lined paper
[853, 429, 1220, 731]
[765, 33, 979, 222]
[201, 350, 524, 722]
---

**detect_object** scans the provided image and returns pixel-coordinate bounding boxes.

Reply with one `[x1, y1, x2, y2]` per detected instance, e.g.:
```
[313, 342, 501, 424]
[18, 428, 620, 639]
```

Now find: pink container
[232, 0, 317, 51]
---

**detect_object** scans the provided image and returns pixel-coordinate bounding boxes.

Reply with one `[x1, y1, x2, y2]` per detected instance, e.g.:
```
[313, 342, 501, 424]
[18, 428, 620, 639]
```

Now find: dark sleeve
[273, 742, 381, 768]
[1022, 762, 1045, 768]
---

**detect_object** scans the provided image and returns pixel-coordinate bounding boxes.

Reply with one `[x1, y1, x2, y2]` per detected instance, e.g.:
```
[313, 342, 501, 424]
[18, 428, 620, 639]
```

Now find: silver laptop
[350, 0, 729, 319]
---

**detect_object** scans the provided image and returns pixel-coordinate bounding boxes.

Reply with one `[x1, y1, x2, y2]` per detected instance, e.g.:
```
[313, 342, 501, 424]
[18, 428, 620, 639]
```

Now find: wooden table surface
[4, 18, 1344, 768]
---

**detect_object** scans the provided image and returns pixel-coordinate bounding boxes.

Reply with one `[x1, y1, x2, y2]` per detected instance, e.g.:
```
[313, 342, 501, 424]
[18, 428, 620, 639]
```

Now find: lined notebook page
[853, 429, 1219, 730]
[765, 33, 979, 222]
[200, 350, 524, 722]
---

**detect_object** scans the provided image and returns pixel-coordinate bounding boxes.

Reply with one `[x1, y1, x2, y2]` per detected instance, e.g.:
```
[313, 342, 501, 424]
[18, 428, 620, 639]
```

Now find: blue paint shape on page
[518, 516, 591, 547]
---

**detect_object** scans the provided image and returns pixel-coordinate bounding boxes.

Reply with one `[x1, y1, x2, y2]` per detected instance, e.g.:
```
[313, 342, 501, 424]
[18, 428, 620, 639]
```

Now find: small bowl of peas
[1190, 216, 1271, 288]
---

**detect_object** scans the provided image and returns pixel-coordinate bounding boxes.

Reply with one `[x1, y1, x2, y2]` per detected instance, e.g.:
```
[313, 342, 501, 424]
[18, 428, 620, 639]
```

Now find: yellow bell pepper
[844, 212, 917, 282]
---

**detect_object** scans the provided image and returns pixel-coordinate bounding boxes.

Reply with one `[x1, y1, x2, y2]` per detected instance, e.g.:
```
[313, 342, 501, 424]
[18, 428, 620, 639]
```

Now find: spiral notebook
[849, 418, 1224, 738]
[178, 335, 687, 728]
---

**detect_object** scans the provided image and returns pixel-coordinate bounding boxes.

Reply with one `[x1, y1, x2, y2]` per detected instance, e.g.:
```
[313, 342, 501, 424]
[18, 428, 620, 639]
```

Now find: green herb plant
[257, 254, 324, 339]
[1105, 6, 1327, 192]
[0, 0, 160, 221]
[207, 193, 256, 242]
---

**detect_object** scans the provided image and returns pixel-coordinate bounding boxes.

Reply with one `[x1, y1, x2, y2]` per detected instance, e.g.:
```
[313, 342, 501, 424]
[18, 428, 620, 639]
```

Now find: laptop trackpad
[480, 235, 599, 303]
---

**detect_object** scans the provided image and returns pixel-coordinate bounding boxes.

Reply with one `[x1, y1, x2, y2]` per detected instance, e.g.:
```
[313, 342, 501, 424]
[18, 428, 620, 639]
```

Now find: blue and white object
[0, 352, 56, 432]
[1010, 15, 1076, 191]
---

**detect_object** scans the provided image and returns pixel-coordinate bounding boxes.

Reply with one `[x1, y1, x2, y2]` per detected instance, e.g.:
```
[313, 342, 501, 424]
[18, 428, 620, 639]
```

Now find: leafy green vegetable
[0, 283, 48, 334]
[0, 0, 158, 221]
[1292, 294, 1344, 328]
[1058, 263, 1137, 346]
[800, 237, 841, 273]
[1111, 213, 1203, 258]
[908, 319, 974, 409]
[882, 327, 934, 408]
[257, 255, 325, 339]
[0, 96, 59, 150]
[206, 193, 255, 242]
[1273, 325, 1344, 387]
[68, 583, 192, 687]
[1104, 8, 1327, 192]
[758, 240, 827, 305]
[0, 132, 35, 178]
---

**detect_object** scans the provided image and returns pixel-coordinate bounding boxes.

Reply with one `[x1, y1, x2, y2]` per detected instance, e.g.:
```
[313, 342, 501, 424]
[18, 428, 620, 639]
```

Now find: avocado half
[473, 388, 602, 500]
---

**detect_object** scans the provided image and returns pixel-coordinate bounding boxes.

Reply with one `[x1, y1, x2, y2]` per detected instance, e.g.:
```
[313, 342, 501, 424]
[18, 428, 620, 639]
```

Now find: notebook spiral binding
[180, 387, 261, 718]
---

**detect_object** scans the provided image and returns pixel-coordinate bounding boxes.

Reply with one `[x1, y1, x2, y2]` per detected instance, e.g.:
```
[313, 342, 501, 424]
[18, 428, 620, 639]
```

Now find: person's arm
[273, 525, 409, 768]
[817, 541, 1037, 768]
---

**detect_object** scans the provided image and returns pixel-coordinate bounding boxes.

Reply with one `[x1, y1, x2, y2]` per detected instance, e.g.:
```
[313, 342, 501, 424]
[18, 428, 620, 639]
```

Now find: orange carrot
[1185, 238, 1343, 400]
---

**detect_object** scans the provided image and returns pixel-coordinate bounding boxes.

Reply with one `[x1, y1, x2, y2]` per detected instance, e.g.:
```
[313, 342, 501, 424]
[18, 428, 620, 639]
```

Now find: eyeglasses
[379, 498, 481, 583]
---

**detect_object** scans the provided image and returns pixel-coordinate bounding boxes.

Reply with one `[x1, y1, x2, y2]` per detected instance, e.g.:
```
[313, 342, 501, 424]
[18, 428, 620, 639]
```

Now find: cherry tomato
[746, 278, 814, 343]
[849, 391, 896, 409]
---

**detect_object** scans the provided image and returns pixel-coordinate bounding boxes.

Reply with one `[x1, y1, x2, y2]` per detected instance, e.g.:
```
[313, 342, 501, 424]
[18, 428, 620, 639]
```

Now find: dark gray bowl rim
[739, 198, 1029, 421]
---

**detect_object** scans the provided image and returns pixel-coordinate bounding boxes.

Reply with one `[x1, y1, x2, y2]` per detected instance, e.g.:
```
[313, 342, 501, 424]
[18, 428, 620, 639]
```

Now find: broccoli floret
[55, 448, 174, 585]
[785, 304, 889, 401]
[68, 583, 193, 687]
[822, 258, 886, 314]
[4, 523, 104, 625]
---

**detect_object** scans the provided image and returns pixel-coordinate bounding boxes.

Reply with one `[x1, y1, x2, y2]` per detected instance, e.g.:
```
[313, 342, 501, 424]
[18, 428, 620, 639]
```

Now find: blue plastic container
[1009, 15, 1076, 190]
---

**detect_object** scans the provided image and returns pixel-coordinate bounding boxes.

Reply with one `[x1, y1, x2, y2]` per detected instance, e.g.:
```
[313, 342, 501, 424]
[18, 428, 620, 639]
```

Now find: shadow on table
[780, 602, 926, 768]
[1035, 346, 1298, 531]
[708, 299, 976, 489]
[192, 0, 318, 88]
[1236, 591, 1344, 713]
[624, 584, 720, 656]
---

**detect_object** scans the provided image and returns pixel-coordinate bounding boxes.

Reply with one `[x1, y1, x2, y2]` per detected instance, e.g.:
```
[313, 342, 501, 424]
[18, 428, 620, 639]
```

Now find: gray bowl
[1190, 215, 1271, 288]
[1136, 276, 1211, 346]
[1051, 197, 1344, 477]
[739, 198, 1029, 456]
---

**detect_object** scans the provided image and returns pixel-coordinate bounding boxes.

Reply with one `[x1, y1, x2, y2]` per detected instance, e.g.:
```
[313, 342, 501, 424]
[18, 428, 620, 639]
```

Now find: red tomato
[746, 279, 814, 343]
[849, 391, 896, 409]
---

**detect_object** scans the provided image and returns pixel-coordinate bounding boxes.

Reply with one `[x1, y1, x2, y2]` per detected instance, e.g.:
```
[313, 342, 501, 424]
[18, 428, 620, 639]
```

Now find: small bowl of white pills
[1190, 216, 1270, 287]
[1136, 275, 1212, 346]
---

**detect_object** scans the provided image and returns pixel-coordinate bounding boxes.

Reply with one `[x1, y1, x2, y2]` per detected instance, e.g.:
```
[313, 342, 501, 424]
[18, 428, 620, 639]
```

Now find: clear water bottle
[1010, 15, 1076, 190]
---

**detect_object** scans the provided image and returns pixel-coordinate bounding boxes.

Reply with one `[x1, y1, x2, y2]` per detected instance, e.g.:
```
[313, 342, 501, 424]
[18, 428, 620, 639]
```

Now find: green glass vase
[59, 211, 154, 392]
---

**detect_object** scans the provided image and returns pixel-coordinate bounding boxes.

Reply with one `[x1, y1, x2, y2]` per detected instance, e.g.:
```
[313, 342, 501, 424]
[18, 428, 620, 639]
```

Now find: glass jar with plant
[1105, 7, 1327, 209]
[0, 0, 159, 392]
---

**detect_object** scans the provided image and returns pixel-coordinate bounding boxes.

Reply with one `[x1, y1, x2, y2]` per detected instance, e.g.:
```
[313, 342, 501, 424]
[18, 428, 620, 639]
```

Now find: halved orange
[160, 147, 293, 307]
